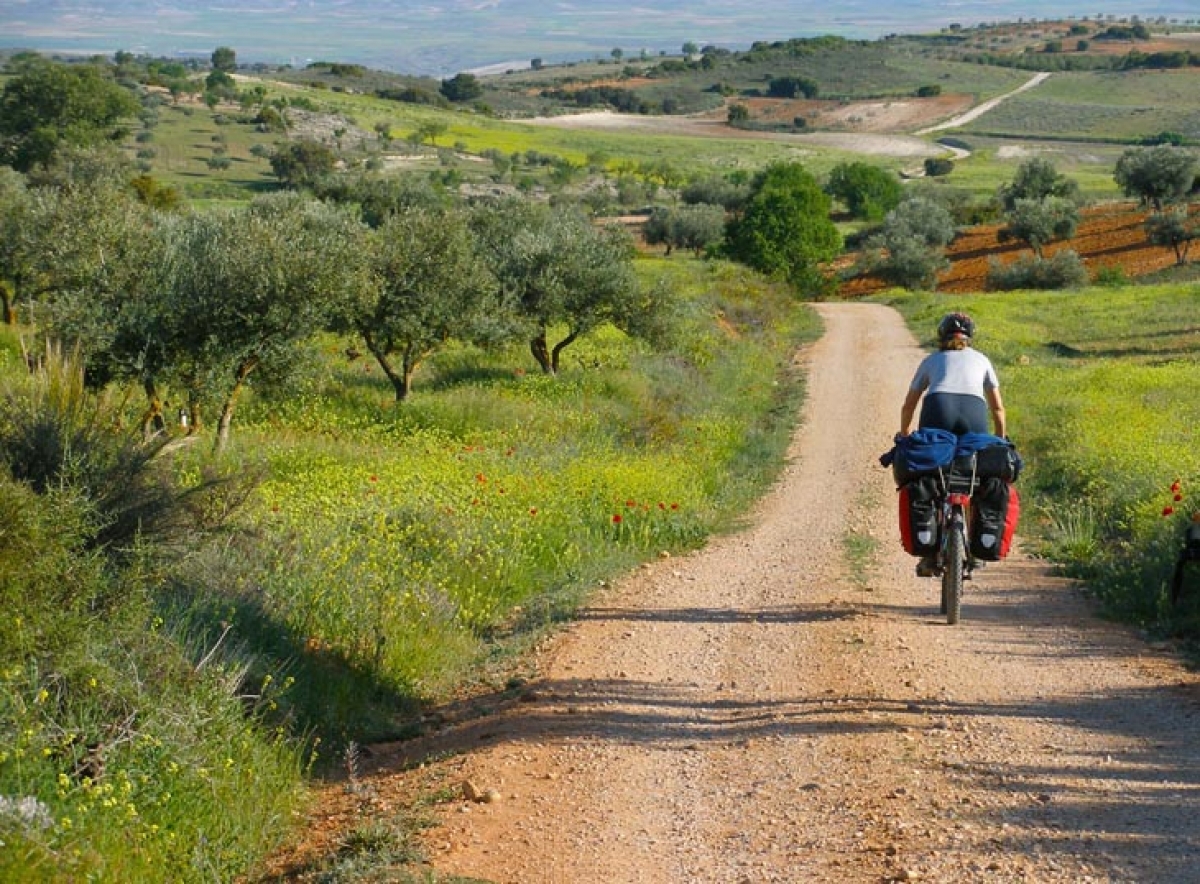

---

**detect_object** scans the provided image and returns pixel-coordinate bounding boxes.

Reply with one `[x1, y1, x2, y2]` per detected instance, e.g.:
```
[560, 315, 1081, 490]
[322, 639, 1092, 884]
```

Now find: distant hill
[1, 0, 1196, 75]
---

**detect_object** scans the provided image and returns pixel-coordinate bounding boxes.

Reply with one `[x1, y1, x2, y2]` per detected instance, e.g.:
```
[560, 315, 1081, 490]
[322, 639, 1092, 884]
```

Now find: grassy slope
[959, 68, 1200, 141]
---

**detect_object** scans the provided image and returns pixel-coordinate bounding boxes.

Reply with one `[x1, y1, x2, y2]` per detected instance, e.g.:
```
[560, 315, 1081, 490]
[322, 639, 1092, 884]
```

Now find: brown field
[838, 202, 1196, 296]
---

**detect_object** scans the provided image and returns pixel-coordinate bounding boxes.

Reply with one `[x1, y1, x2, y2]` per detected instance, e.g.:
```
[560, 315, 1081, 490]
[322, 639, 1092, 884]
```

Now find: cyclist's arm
[986, 386, 1007, 438]
[899, 387, 923, 436]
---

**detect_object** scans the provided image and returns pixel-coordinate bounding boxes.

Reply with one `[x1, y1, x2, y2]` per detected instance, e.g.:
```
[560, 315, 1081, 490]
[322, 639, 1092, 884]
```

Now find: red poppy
[626, 499, 636, 508]
[612, 514, 623, 524]
[1175, 493, 1184, 502]
[476, 473, 487, 483]
[529, 507, 538, 516]
[1171, 481, 1182, 492]
[369, 475, 378, 483]
[1163, 506, 1176, 517]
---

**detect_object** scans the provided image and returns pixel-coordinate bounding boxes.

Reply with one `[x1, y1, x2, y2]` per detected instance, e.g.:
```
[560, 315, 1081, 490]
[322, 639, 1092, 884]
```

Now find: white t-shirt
[909, 348, 999, 399]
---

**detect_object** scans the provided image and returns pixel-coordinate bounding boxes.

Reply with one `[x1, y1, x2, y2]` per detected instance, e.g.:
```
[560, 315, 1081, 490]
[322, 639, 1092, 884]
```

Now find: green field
[960, 69, 1200, 141]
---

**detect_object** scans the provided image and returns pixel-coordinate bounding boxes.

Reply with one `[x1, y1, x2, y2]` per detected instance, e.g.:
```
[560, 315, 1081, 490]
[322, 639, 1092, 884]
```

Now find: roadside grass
[880, 283, 1200, 638]
[0, 353, 310, 883]
[842, 533, 880, 593]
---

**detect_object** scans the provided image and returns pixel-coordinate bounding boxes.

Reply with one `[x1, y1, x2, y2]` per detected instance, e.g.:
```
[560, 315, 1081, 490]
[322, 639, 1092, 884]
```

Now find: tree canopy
[1114, 145, 1198, 210]
[0, 57, 140, 171]
[1002, 196, 1080, 257]
[863, 196, 956, 290]
[724, 162, 841, 295]
[825, 161, 903, 222]
[998, 157, 1081, 211]
[344, 206, 499, 401]
[472, 202, 643, 374]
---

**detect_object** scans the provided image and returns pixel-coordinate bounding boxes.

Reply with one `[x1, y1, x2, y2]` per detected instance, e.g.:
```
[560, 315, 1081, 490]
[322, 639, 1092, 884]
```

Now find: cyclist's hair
[940, 337, 969, 352]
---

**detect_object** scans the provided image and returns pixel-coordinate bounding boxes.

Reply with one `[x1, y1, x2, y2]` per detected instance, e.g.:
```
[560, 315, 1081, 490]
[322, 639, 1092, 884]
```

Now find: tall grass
[882, 282, 1200, 636]
[0, 349, 308, 882]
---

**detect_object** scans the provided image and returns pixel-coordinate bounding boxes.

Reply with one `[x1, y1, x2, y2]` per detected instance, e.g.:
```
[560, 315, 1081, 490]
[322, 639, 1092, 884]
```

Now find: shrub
[0, 346, 253, 559]
[986, 250, 1088, 290]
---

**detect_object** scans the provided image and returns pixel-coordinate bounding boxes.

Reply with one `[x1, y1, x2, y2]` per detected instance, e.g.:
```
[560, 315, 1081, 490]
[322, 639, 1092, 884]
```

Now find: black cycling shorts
[919, 392, 989, 436]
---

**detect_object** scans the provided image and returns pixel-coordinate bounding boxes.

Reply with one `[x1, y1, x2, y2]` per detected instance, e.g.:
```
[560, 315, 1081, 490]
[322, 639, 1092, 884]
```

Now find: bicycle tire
[943, 527, 964, 625]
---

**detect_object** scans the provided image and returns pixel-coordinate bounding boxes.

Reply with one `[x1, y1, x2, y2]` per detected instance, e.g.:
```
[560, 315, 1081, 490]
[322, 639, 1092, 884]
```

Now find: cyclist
[898, 311, 1007, 577]
[899, 311, 1006, 440]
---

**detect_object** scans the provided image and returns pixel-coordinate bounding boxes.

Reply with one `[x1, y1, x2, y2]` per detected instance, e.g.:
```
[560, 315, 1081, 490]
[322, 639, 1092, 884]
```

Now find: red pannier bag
[970, 477, 1019, 561]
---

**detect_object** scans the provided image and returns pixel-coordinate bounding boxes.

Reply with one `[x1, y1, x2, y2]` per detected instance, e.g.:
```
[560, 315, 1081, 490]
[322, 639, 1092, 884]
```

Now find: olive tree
[1002, 196, 1079, 257]
[343, 207, 499, 401]
[165, 194, 372, 450]
[998, 157, 1080, 210]
[643, 203, 726, 256]
[0, 169, 34, 324]
[1114, 145, 1198, 210]
[472, 201, 643, 375]
[862, 197, 956, 290]
[1145, 207, 1199, 265]
[19, 175, 162, 375]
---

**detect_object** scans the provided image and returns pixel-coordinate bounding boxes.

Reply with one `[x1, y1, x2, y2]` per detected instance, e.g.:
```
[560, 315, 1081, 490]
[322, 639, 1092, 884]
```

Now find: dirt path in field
[916, 72, 1052, 135]
[274, 302, 1200, 883]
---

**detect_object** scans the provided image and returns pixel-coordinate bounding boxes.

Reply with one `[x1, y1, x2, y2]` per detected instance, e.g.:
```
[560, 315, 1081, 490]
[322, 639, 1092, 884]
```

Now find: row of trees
[852, 145, 1198, 291]
[0, 153, 665, 451]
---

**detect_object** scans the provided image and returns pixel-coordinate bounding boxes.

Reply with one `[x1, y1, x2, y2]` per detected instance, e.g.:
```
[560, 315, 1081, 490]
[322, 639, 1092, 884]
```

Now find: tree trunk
[550, 330, 579, 375]
[187, 397, 202, 435]
[0, 281, 14, 326]
[364, 332, 408, 402]
[400, 347, 425, 402]
[141, 378, 165, 438]
[530, 332, 553, 374]
[214, 357, 257, 453]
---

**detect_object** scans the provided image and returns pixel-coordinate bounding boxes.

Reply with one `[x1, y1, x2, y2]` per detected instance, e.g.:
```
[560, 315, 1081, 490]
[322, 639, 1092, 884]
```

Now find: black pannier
[899, 475, 940, 556]
[974, 442, 1023, 482]
[970, 477, 1020, 561]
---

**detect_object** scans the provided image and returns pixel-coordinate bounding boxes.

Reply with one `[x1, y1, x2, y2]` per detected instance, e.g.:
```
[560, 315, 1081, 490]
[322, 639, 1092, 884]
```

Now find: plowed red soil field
[839, 201, 1195, 296]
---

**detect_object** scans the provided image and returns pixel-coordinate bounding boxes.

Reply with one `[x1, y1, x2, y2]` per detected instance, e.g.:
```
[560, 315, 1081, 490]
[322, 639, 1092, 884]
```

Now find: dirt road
[916, 73, 1052, 136]
[330, 303, 1200, 883]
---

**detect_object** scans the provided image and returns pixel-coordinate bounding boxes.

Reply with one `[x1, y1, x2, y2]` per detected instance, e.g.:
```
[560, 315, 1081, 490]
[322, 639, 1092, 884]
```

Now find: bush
[0, 346, 254, 559]
[0, 353, 303, 882]
[986, 250, 1089, 290]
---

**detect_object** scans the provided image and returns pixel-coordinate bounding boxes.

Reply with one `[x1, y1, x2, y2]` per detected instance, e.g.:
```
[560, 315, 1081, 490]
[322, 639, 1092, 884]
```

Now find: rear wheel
[942, 527, 964, 625]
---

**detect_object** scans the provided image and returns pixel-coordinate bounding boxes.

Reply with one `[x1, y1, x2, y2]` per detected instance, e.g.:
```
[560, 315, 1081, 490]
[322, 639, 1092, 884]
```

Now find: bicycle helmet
[937, 311, 975, 343]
